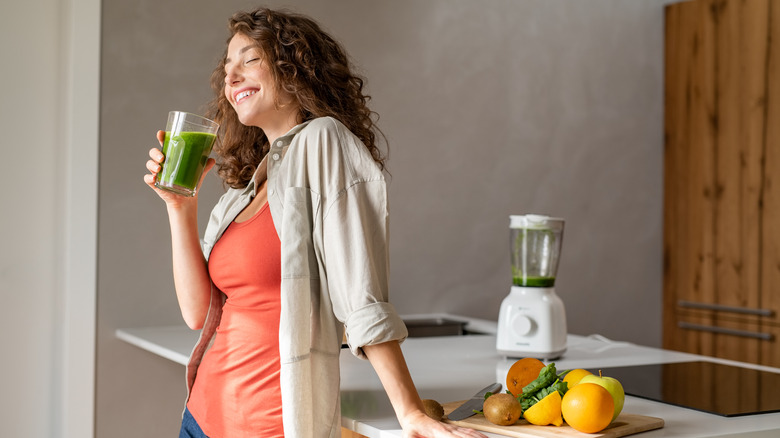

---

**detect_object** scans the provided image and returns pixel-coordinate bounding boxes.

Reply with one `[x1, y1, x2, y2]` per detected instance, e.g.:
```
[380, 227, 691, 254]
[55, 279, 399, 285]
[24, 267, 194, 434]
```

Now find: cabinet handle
[678, 321, 774, 340]
[678, 300, 774, 317]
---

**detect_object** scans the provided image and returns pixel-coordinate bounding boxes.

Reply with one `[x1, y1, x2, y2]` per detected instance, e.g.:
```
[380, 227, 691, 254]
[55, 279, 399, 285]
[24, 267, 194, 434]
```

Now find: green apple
[579, 371, 625, 421]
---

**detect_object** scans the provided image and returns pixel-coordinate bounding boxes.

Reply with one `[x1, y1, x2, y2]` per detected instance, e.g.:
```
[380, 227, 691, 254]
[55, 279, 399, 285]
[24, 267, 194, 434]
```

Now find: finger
[149, 147, 164, 163]
[156, 130, 165, 146]
[143, 173, 156, 187]
[146, 159, 161, 174]
[196, 158, 216, 188]
[203, 157, 216, 175]
[439, 425, 481, 438]
[456, 427, 487, 438]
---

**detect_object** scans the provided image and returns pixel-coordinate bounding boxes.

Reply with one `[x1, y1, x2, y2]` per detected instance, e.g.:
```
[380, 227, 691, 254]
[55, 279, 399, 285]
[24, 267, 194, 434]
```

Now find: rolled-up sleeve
[322, 178, 407, 359]
[344, 302, 407, 358]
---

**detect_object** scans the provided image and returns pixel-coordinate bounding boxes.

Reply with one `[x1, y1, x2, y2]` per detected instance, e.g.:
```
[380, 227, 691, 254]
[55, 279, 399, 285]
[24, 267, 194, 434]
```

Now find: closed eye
[245, 58, 260, 65]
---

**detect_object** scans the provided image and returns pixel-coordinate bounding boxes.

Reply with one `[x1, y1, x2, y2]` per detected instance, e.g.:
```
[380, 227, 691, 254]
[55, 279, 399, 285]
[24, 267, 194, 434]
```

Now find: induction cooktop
[593, 361, 780, 417]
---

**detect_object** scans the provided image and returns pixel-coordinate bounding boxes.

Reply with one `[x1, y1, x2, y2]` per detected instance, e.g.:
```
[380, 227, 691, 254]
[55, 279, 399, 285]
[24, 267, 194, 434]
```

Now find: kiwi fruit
[421, 399, 444, 421]
[482, 393, 522, 426]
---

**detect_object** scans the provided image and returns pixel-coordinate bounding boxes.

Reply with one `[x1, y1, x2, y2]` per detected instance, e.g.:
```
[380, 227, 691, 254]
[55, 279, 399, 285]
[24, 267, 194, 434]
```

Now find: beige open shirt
[186, 117, 408, 437]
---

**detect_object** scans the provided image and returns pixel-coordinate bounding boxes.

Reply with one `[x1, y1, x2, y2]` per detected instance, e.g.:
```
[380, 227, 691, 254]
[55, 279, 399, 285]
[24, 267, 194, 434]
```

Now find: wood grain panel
[761, 0, 780, 366]
[664, 0, 778, 367]
[712, 0, 768, 365]
[664, 0, 718, 358]
[341, 427, 368, 438]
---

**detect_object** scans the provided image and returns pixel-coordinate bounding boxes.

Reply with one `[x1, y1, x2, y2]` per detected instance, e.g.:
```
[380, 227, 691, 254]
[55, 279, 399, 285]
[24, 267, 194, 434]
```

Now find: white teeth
[236, 90, 257, 102]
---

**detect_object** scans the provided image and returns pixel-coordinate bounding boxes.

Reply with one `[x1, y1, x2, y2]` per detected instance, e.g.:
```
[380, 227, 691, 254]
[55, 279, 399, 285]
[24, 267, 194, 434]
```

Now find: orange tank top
[187, 202, 284, 438]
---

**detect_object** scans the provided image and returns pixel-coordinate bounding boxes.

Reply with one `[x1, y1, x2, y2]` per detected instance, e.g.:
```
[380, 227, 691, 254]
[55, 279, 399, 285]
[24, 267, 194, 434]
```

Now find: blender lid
[510, 214, 564, 230]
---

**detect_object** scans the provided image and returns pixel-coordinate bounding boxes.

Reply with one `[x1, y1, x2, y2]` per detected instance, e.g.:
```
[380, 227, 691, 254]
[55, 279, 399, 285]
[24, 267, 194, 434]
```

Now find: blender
[496, 214, 567, 359]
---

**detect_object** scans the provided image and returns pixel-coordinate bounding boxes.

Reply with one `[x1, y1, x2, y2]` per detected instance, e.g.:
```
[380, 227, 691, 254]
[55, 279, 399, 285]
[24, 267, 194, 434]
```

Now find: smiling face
[223, 33, 299, 140]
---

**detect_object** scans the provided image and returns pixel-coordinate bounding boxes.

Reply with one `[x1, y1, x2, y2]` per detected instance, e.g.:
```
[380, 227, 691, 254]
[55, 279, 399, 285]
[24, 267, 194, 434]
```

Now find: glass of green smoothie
[154, 111, 219, 197]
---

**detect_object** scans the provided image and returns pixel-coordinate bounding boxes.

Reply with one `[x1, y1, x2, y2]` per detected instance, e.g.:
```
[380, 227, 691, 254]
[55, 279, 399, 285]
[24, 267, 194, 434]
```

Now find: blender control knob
[511, 314, 533, 336]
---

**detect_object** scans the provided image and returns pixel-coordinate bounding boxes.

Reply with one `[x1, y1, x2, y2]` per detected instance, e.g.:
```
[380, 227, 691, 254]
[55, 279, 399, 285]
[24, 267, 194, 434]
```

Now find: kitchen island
[341, 334, 780, 438]
[117, 320, 780, 438]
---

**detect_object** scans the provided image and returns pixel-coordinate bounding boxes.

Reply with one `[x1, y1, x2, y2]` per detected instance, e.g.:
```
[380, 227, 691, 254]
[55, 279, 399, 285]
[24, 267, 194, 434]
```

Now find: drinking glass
[154, 111, 219, 197]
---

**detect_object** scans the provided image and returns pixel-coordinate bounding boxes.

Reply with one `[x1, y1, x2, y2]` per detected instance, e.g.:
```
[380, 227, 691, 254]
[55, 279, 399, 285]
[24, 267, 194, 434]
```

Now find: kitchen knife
[446, 382, 503, 421]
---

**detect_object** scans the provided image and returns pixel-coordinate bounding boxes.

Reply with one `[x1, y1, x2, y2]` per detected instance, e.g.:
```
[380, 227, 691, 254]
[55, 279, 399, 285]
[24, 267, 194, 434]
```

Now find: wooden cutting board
[442, 401, 664, 438]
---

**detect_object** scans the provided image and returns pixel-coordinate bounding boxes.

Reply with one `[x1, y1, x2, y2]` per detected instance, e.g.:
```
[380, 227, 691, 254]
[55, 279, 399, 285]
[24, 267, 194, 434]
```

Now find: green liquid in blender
[156, 131, 216, 194]
[513, 276, 556, 287]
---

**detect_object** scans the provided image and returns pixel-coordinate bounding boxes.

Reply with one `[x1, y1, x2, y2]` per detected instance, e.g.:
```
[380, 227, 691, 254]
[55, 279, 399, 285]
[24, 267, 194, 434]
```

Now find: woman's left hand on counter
[401, 411, 488, 438]
[362, 341, 488, 438]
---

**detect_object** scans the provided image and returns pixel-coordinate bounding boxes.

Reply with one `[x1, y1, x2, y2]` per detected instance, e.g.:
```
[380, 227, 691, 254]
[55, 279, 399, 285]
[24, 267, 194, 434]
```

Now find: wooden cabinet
[664, 0, 780, 367]
[341, 428, 367, 438]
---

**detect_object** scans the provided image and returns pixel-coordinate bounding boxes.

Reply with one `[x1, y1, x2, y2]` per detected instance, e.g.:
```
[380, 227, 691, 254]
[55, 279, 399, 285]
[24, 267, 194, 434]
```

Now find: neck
[261, 107, 301, 144]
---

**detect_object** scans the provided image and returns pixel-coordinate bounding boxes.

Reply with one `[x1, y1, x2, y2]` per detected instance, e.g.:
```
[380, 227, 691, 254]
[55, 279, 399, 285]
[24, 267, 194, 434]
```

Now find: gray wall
[98, 0, 670, 436]
[2, 1, 64, 436]
[2, 0, 99, 436]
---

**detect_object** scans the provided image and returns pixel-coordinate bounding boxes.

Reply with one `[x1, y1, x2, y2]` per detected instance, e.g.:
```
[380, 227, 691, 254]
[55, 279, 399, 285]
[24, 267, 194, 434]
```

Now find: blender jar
[510, 214, 564, 287]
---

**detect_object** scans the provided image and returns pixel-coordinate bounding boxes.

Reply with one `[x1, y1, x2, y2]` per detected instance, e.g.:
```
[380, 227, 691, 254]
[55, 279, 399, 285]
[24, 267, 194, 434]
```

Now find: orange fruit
[505, 357, 545, 397]
[523, 390, 563, 426]
[563, 369, 593, 389]
[561, 382, 614, 433]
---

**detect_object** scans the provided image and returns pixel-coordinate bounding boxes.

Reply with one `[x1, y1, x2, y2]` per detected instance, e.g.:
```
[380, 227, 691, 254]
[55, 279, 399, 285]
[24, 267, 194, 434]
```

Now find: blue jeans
[179, 407, 209, 438]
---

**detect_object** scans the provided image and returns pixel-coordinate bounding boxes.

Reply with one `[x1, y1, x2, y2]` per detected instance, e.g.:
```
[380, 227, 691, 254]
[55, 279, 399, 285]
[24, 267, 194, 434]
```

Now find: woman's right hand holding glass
[144, 129, 215, 329]
[143, 130, 215, 209]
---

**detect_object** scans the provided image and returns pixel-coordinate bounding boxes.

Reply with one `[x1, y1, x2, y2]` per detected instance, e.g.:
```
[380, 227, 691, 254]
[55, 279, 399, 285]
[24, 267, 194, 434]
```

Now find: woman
[144, 7, 487, 438]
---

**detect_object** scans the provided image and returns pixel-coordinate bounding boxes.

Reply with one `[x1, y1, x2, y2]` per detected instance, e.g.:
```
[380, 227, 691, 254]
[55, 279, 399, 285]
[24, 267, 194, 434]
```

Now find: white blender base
[497, 346, 567, 360]
[496, 286, 567, 360]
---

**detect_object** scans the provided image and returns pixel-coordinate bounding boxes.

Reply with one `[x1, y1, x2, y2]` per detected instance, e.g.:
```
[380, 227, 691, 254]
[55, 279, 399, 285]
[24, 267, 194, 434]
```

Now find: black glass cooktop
[594, 361, 780, 417]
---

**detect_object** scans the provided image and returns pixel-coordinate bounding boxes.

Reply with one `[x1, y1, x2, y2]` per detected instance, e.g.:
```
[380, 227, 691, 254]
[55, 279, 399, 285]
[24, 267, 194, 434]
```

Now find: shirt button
[272, 153, 280, 160]
[269, 189, 275, 195]
[276, 140, 284, 147]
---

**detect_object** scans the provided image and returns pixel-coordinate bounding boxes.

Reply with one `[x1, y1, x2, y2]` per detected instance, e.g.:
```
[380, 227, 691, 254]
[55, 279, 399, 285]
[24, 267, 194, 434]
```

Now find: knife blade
[446, 382, 503, 421]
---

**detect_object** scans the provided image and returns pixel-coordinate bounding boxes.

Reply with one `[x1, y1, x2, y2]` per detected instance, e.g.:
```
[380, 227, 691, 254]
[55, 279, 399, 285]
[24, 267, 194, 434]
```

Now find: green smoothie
[513, 276, 556, 287]
[156, 131, 216, 196]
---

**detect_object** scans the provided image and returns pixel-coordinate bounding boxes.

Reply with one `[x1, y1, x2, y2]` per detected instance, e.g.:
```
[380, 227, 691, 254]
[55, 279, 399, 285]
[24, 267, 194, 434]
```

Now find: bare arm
[363, 341, 488, 438]
[163, 200, 212, 329]
[144, 130, 213, 329]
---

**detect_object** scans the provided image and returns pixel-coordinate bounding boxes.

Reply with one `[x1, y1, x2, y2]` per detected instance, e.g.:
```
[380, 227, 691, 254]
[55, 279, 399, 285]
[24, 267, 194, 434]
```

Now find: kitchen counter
[117, 320, 780, 438]
[342, 334, 780, 438]
[114, 313, 497, 366]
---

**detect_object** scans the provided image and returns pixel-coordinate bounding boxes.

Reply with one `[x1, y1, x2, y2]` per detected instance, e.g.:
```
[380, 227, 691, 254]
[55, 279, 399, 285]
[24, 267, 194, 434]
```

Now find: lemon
[563, 369, 593, 389]
[523, 391, 563, 426]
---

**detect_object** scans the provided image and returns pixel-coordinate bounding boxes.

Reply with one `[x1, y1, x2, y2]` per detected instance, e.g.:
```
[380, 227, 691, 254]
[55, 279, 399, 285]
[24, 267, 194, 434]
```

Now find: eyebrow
[225, 45, 256, 65]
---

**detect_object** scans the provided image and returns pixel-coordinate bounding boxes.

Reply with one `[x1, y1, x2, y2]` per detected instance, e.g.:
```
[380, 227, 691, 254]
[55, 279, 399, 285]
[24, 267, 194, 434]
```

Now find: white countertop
[115, 313, 496, 367]
[116, 318, 780, 438]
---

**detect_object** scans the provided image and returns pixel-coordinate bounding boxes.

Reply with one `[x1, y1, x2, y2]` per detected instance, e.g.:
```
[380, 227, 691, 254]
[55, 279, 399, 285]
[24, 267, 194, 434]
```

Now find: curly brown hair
[207, 7, 386, 189]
